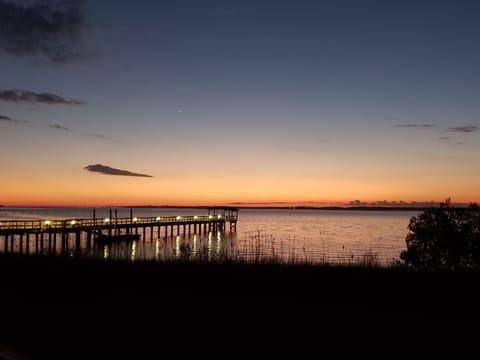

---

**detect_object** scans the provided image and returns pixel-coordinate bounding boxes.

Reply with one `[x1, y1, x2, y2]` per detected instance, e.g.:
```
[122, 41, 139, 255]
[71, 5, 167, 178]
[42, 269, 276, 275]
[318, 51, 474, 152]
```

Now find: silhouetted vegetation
[400, 200, 480, 270]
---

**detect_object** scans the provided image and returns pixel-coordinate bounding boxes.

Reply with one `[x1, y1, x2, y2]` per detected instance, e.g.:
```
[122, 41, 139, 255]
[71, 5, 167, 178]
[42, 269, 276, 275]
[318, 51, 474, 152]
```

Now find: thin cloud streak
[448, 126, 478, 133]
[0, 114, 18, 122]
[85, 133, 112, 140]
[48, 124, 69, 131]
[0, 0, 87, 64]
[0, 89, 85, 105]
[84, 164, 153, 178]
[394, 124, 435, 129]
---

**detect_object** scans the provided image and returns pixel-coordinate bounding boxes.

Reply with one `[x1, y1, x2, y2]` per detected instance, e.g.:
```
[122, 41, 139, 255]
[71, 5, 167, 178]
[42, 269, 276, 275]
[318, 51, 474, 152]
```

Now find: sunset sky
[1, 0, 479, 207]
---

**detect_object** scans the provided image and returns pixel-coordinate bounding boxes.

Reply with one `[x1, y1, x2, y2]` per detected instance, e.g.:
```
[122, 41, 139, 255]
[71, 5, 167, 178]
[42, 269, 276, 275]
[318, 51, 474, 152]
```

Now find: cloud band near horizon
[84, 164, 153, 178]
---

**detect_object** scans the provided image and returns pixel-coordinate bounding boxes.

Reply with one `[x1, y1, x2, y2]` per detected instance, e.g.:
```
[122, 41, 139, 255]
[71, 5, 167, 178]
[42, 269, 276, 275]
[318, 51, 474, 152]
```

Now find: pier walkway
[0, 207, 238, 255]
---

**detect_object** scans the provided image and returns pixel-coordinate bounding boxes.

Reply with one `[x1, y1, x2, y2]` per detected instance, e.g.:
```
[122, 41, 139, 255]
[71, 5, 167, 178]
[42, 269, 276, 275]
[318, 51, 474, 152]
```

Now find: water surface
[0, 207, 420, 265]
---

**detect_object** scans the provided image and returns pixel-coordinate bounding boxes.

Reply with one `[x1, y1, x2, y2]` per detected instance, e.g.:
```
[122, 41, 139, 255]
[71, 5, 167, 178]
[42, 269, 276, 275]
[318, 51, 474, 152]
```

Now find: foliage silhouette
[400, 200, 480, 270]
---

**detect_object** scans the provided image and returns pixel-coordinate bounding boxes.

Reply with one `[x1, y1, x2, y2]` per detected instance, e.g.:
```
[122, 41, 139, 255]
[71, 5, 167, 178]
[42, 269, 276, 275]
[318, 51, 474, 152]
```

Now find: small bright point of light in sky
[1, 0, 479, 207]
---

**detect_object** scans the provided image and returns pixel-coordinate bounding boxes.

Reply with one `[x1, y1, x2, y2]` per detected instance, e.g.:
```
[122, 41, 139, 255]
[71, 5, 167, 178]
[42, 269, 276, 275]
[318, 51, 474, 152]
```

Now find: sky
[0, 0, 479, 207]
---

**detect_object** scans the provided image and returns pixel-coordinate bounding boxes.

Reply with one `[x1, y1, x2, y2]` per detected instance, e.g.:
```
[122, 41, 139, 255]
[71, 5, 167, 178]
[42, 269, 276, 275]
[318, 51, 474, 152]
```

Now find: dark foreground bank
[2, 253, 479, 305]
[1, 253, 478, 358]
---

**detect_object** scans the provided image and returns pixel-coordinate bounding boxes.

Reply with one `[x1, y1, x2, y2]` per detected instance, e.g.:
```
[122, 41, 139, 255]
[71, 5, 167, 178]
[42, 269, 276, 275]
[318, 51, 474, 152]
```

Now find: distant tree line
[401, 200, 480, 271]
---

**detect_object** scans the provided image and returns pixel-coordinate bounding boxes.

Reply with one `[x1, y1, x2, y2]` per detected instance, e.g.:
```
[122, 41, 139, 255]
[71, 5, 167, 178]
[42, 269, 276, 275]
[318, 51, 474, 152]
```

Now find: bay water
[0, 207, 420, 266]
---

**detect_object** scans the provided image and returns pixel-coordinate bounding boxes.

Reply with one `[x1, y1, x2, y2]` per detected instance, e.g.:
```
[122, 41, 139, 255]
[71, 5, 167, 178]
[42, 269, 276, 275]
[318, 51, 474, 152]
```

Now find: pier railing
[0, 215, 234, 233]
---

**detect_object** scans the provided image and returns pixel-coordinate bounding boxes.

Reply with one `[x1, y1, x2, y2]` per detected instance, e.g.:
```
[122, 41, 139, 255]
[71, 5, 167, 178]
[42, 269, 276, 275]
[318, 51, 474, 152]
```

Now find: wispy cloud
[85, 133, 112, 140]
[84, 164, 153, 178]
[439, 136, 450, 141]
[0, 0, 88, 64]
[48, 124, 69, 131]
[394, 124, 435, 129]
[0, 114, 18, 122]
[0, 89, 85, 105]
[448, 126, 478, 133]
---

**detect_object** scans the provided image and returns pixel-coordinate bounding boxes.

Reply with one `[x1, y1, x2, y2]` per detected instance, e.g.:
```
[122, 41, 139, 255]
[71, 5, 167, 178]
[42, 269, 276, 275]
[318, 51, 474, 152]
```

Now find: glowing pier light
[217, 215, 222, 219]
[133, 217, 138, 222]
[209, 215, 213, 219]
[176, 216, 181, 220]
[71, 220, 76, 225]
[156, 216, 161, 221]
[45, 220, 51, 226]
[194, 216, 198, 220]
[104, 218, 110, 223]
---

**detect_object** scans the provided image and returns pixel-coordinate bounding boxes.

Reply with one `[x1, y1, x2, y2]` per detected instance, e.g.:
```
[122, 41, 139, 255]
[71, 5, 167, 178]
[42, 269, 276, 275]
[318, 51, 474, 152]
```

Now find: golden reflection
[103, 245, 109, 259]
[175, 235, 180, 257]
[155, 239, 160, 260]
[217, 232, 222, 255]
[208, 232, 213, 259]
[192, 234, 197, 258]
[131, 241, 136, 262]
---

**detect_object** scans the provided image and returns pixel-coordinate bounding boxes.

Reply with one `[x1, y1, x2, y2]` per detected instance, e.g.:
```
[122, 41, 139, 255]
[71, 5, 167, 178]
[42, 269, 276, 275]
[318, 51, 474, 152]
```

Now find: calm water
[0, 207, 420, 265]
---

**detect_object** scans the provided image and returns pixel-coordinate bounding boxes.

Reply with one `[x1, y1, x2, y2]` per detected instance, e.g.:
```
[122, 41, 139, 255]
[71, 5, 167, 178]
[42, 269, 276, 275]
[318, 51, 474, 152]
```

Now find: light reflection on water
[0, 207, 420, 265]
[96, 232, 235, 262]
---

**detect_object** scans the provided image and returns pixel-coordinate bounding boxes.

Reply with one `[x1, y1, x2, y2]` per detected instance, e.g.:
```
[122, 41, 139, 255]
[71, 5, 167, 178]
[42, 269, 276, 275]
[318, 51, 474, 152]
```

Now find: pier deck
[0, 207, 238, 255]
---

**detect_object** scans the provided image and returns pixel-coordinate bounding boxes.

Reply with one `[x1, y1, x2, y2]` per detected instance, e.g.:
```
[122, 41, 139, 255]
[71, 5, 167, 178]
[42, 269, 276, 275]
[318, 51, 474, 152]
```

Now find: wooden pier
[0, 207, 238, 255]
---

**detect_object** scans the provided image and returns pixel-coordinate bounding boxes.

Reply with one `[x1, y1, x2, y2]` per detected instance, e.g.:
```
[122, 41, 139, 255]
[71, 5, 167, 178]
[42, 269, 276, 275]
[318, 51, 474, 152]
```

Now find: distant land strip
[120, 205, 461, 211]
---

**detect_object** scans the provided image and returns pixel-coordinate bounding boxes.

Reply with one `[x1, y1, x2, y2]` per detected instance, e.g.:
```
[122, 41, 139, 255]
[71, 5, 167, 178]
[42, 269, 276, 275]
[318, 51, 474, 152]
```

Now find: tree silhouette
[400, 200, 480, 270]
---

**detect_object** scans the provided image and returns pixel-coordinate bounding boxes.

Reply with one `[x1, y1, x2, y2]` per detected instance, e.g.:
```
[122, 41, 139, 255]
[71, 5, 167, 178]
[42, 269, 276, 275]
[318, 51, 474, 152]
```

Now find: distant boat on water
[95, 233, 140, 245]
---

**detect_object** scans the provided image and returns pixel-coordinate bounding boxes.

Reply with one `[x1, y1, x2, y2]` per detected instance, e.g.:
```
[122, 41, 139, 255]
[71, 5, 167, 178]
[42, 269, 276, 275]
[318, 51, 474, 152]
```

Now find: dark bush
[400, 200, 480, 270]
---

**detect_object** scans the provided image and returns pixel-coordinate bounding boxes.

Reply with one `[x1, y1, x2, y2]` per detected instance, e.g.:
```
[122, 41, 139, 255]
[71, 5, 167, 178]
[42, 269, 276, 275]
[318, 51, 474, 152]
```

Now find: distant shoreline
[113, 205, 437, 211]
[0, 204, 458, 211]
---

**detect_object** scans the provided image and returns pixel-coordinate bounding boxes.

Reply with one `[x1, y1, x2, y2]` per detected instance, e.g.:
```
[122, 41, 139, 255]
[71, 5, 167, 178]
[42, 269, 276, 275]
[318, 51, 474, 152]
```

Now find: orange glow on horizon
[1, 151, 478, 207]
[2, 172, 478, 207]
